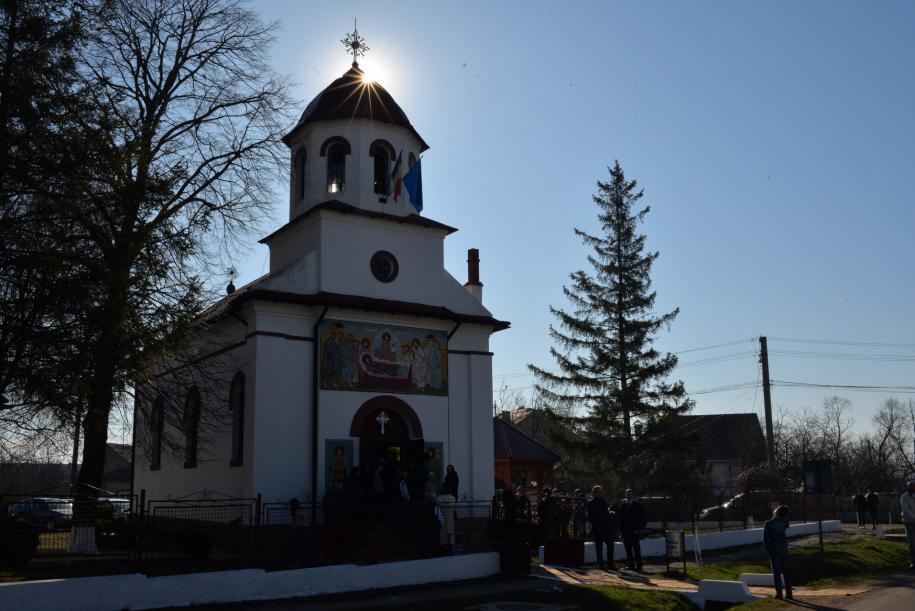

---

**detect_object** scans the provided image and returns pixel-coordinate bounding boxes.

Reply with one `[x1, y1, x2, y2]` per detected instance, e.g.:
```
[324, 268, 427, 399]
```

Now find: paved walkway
[534, 564, 870, 599]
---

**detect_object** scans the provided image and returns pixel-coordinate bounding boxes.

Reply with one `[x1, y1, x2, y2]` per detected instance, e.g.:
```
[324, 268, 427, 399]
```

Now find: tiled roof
[284, 64, 429, 150]
[494, 417, 561, 463]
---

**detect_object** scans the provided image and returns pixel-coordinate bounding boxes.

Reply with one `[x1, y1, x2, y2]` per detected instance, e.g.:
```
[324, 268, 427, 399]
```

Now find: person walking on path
[618, 488, 645, 572]
[763, 505, 794, 601]
[901, 481, 915, 570]
[853, 492, 867, 528]
[866, 490, 880, 529]
[586, 485, 617, 571]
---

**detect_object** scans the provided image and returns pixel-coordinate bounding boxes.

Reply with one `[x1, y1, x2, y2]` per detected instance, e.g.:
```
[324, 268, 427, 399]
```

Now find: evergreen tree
[529, 161, 693, 486]
[0, 0, 94, 440]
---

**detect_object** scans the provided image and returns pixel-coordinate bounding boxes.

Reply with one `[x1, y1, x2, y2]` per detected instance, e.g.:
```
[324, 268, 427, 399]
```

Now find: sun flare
[359, 58, 395, 90]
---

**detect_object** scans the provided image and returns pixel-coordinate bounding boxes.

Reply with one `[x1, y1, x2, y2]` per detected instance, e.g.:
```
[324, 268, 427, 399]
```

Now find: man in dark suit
[618, 488, 645, 571]
[586, 485, 617, 571]
[866, 490, 880, 529]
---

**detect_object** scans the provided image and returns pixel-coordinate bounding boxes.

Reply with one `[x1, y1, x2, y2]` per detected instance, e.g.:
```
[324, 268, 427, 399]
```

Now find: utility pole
[759, 336, 775, 473]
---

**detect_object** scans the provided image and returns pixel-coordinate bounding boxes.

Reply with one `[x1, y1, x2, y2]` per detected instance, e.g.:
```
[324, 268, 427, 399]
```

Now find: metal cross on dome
[341, 19, 369, 66]
[376, 410, 389, 435]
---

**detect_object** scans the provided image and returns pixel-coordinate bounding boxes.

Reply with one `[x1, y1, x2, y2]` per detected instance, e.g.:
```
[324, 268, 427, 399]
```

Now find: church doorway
[350, 396, 425, 497]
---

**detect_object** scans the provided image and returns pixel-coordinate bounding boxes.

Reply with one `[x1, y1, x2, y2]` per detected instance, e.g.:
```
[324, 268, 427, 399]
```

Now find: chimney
[464, 248, 483, 303]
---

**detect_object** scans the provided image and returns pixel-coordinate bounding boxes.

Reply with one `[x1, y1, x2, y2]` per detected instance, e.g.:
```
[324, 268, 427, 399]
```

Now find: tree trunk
[72, 264, 129, 553]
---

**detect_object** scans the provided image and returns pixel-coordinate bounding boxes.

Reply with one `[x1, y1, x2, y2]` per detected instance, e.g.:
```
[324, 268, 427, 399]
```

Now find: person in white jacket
[901, 480, 915, 570]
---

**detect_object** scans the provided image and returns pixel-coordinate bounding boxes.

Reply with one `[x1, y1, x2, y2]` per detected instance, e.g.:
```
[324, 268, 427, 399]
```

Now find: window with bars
[183, 387, 201, 468]
[229, 373, 245, 466]
[295, 148, 306, 200]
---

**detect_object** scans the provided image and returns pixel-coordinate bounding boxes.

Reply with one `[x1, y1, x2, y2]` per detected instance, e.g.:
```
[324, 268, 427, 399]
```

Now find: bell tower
[281, 24, 429, 221]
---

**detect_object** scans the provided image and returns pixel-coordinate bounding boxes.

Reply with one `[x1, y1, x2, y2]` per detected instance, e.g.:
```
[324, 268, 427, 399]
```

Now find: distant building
[678, 414, 767, 496]
[493, 417, 560, 495]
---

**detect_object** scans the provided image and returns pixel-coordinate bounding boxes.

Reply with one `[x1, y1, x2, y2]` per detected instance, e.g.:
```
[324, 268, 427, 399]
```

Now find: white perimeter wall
[0, 552, 500, 611]
[549, 520, 843, 565]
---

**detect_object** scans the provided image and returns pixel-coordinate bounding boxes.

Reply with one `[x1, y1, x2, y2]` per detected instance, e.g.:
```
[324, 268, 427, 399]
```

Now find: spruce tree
[529, 161, 693, 485]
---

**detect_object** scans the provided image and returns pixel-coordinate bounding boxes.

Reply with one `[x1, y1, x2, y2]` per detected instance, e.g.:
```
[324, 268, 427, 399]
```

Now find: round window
[370, 251, 399, 283]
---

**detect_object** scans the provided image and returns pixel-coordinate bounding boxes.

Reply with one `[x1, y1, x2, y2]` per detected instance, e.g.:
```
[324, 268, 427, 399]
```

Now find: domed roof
[285, 64, 429, 151]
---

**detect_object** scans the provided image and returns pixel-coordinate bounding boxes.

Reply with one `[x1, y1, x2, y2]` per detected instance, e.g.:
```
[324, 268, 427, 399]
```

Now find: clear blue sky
[237, 0, 915, 433]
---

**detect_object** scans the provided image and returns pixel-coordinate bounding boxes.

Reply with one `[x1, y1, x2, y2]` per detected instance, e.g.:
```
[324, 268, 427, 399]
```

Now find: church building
[132, 38, 508, 508]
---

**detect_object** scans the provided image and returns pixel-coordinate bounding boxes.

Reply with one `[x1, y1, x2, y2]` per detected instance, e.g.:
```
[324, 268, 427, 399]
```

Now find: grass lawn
[360, 583, 698, 610]
[674, 536, 909, 588]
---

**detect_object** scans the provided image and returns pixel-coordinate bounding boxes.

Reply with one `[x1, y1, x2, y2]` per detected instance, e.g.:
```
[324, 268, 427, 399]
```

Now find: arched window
[370, 140, 395, 195]
[229, 373, 245, 466]
[320, 137, 351, 194]
[183, 387, 201, 468]
[294, 148, 307, 200]
[150, 396, 164, 470]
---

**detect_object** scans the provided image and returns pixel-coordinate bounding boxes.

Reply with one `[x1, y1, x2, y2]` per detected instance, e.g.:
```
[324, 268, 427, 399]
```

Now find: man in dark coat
[763, 505, 793, 600]
[586, 485, 617, 570]
[866, 490, 880, 529]
[852, 492, 867, 528]
[618, 488, 645, 571]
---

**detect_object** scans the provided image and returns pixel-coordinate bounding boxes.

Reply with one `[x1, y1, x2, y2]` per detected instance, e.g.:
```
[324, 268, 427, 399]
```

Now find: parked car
[99, 497, 131, 520]
[7, 497, 73, 530]
[698, 491, 784, 522]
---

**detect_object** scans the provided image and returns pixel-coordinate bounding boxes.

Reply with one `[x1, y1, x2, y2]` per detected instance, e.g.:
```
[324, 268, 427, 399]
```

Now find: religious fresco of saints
[319, 319, 448, 395]
[423, 442, 444, 489]
[325, 439, 354, 493]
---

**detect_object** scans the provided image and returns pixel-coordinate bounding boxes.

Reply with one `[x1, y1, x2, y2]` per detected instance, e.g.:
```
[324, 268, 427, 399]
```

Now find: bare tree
[55, 0, 295, 504]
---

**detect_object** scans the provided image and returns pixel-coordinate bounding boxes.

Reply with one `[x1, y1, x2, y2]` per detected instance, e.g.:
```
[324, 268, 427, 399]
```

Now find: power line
[768, 350, 915, 362]
[769, 337, 915, 349]
[689, 381, 760, 395]
[672, 338, 757, 355]
[771, 379, 915, 394]
[677, 351, 757, 368]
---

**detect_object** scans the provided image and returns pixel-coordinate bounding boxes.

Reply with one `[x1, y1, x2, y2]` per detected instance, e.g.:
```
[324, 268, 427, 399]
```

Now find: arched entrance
[350, 396, 424, 476]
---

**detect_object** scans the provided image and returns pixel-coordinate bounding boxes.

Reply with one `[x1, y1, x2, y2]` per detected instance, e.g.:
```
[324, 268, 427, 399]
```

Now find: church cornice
[216, 287, 509, 332]
[259, 199, 457, 244]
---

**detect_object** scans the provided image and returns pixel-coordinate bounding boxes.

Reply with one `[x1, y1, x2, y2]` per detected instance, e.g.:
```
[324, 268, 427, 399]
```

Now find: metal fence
[0, 491, 495, 579]
[0, 494, 138, 574]
[490, 488, 846, 553]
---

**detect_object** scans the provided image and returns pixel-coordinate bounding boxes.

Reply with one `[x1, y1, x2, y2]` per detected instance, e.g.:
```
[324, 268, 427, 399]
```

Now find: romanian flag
[390, 151, 404, 201]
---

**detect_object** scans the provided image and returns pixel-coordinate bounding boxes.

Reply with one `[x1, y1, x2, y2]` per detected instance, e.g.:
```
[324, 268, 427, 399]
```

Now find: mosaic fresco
[319, 320, 448, 395]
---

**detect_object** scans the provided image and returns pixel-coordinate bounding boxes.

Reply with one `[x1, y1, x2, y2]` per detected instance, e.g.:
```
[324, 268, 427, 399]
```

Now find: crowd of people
[499, 484, 648, 572]
[851, 489, 882, 529]
[497, 479, 915, 596]
[315, 460, 461, 559]
[323, 455, 459, 508]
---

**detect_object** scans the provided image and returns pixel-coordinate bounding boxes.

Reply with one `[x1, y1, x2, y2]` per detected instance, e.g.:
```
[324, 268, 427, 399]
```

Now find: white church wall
[445, 353, 471, 497]
[450, 325, 495, 501]
[266, 213, 322, 275]
[132, 319, 249, 501]
[247, 302, 317, 503]
[318, 213, 448, 304]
